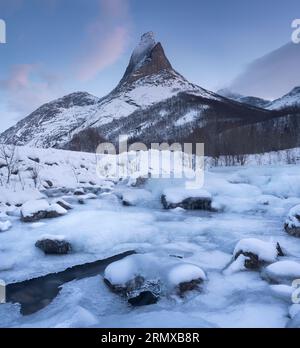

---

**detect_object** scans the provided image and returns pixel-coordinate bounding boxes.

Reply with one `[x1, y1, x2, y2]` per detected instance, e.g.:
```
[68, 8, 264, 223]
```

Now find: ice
[270, 285, 294, 302]
[233, 238, 279, 263]
[0, 220, 12, 232]
[289, 304, 300, 319]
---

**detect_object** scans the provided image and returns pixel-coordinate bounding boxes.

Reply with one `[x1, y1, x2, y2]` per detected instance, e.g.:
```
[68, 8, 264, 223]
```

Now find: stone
[35, 238, 72, 255]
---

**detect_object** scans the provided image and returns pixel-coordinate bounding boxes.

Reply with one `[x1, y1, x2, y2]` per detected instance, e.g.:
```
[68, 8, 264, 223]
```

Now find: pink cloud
[76, 0, 131, 81]
[0, 64, 63, 117]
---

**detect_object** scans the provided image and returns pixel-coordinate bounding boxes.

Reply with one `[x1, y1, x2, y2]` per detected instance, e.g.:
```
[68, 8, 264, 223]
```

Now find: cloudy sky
[0, 0, 299, 132]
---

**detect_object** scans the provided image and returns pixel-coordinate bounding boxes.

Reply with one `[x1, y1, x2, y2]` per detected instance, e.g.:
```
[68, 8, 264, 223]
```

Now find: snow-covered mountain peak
[131, 32, 156, 66]
[119, 32, 173, 86]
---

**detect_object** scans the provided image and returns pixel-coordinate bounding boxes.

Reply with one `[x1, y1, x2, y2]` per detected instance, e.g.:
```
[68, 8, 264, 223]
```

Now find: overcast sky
[0, 0, 299, 132]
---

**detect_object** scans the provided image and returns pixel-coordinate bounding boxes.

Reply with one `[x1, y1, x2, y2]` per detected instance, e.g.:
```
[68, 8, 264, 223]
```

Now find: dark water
[6, 251, 135, 316]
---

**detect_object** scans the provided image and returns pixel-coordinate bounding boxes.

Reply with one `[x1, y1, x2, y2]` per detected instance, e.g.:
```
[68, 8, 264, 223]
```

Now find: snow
[263, 261, 300, 283]
[270, 285, 294, 302]
[0, 220, 12, 232]
[120, 189, 153, 206]
[21, 200, 50, 218]
[289, 304, 300, 319]
[38, 234, 66, 242]
[162, 187, 212, 204]
[267, 87, 300, 110]
[48, 203, 68, 216]
[167, 263, 206, 286]
[233, 238, 279, 263]
[175, 108, 208, 127]
[285, 204, 300, 228]
[130, 32, 156, 71]
[3, 145, 300, 327]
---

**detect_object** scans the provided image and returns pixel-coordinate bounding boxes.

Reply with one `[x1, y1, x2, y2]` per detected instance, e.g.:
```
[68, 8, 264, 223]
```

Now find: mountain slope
[267, 86, 300, 111]
[218, 89, 271, 109]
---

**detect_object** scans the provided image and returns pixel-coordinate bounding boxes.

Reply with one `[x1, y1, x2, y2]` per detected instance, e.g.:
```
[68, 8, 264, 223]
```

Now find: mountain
[0, 31, 290, 156]
[267, 86, 300, 111]
[218, 89, 270, 109]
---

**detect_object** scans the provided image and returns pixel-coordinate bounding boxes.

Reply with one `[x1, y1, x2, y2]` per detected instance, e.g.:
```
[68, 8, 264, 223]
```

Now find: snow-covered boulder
[104, 254, 206, 304]
[167, 263, 206, 297]
[285, 205, 300, 237]
[0, 220, 12, 232]
[225, 239, 284, 273]
[54, 199, 73, 211]
[21, 200, 67, 222]
[74, 188, 85, 196]
[262, 261, 300, 284]
[161, 188, 212, 210]
[35, 235, 72, 255]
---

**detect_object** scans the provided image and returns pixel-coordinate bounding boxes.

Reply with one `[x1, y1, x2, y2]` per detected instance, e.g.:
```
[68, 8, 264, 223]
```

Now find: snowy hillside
[267, 87, 300, 110]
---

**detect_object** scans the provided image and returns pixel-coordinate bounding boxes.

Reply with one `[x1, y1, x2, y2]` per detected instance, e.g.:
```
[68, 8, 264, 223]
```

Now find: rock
[104, 275, 145, 296]
[161, 188, 212, 210]
[55, 199, 73, 211]
[177, 279, 203, 297]
[234, 251, 261, 270]
[44, 180, 53, 188]
[285, 205, 300, 237]
[74, 188, 85, 196]
[128, 291, 159, 306]
[35, 237, 72, 255]
[233, 238, 283, 270]
[28, 156, 40, 163]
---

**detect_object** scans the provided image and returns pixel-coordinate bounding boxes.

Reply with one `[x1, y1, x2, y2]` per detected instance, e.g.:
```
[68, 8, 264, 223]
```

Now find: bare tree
[0, 144, 18, 185]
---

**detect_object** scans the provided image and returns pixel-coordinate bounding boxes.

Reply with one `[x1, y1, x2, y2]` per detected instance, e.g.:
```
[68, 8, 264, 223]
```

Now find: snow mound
[263, 261, 300, 284]
[0, 220, 12, 232]
[234, 238, 279, 263]
[270, 284, 294, 302]
[167, 263, 206, 286]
